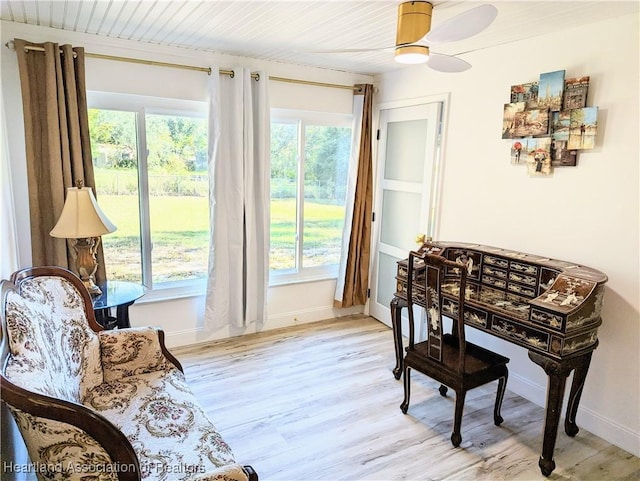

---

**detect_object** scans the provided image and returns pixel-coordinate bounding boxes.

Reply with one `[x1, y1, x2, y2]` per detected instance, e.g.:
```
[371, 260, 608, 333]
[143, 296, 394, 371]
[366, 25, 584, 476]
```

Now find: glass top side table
[92, 280, 146, 329]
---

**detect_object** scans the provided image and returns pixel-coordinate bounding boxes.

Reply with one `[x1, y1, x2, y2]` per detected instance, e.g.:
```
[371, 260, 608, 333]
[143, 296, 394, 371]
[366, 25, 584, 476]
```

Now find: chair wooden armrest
[1, 376, 140, 481]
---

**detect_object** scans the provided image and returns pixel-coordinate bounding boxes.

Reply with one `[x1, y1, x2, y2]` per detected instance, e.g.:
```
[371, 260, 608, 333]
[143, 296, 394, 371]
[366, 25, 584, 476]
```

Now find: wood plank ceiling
[1, 1, 638, 75]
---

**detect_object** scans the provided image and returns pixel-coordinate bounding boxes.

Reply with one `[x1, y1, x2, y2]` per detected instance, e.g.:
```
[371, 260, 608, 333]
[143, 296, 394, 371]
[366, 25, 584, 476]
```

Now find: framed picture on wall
[563, 76, 590, 110]
[510, 82, 539, 108]
[568, 106, 598, 150]
[551, 110, 570, 141]
[514, 108, 549, 137]
[525, 137, 552, 176]
[503, 102, 526, 139]
[538, 70, 565, 111]
[511, 139, 528, 164]
[551, 140, 577, 166]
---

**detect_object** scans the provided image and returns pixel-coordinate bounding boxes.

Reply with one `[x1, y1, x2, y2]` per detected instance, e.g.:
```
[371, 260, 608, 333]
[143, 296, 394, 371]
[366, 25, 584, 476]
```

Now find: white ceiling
[2, 1, 638, 76]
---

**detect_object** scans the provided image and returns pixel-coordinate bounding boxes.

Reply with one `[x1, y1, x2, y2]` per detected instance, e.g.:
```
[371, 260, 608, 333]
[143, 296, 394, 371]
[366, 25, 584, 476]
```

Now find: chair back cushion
[4, 275, 103, 403]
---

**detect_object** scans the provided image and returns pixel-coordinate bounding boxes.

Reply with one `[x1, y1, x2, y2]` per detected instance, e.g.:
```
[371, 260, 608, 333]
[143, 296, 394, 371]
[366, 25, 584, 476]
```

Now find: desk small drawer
[508, 271, 537, 286]
[531, 308, 564, 330]
[510, 261, 539, 276]
[463, 306, 488, 328]
[397, 263, 425, 283]
[562, 330, 598, 355]
[395, 280, 427, 305]
[484, 255, 509, 269]
[482, 275, 507, 289]
[483, 266, 507, 278]
[507, 283, 536, 297]
[397, 264, 409, 279]
[491, 316, 549, 351]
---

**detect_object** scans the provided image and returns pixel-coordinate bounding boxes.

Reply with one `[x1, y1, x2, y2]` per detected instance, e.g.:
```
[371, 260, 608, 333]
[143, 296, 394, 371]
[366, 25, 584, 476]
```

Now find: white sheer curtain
[1, 101, 20, 279]
[334, 93, 365, 303]
[205, 67, 270, 330]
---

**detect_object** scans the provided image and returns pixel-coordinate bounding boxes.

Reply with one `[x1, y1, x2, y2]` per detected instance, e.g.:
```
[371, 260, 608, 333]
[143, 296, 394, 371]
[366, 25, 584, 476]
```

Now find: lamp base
[82, 277, 103, 296]
[71, 237, 102, 296]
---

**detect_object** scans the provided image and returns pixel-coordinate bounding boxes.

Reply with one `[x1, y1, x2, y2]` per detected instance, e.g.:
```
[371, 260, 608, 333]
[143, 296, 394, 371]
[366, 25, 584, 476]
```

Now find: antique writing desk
[391, 241, 607, 477]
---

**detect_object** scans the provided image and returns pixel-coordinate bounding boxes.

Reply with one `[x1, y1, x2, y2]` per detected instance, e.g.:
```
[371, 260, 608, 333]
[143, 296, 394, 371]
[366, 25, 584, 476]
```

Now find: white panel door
[369, 102, 442, 330]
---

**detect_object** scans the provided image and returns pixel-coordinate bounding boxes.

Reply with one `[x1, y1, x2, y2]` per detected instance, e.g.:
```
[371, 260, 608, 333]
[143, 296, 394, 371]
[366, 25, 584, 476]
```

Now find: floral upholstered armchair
[0, 266, 258, 481]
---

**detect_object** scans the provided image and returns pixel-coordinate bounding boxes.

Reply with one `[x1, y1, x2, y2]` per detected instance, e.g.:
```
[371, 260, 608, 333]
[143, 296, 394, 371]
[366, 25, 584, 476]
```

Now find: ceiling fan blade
[427, 53, 471, 73]
[424, 4, 498, 45]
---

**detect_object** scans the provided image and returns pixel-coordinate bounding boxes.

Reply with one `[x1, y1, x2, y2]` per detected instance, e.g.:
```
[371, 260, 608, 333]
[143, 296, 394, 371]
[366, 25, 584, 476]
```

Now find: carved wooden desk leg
[529, 349, 597, 476]
[564, 350, 594, 437]
[528, 352, 572, 477]
[390, 297, 406, 380]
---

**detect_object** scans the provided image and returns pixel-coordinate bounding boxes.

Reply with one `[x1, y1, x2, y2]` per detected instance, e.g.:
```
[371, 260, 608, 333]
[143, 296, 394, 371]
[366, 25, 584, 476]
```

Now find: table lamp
[50, 180, 117, 296]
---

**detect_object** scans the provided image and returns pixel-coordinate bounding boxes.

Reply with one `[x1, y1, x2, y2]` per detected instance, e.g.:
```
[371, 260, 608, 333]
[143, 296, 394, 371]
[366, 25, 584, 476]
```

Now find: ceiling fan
[316, 1, 498, 73]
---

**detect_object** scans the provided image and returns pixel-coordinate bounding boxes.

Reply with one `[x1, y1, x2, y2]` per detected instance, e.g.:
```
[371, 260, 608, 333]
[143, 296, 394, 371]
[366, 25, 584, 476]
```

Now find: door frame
[366, 93, 450, 327]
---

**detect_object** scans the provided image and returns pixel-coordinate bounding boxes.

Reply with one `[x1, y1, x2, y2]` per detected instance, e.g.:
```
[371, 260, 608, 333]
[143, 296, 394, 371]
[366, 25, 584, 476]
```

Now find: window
[88, 93, 208, 292]
[270, 109, 352, 282]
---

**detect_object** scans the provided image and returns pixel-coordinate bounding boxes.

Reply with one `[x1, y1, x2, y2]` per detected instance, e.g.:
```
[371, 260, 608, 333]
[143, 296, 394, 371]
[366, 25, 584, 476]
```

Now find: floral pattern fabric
[3, 274, 249, 481]
[84, 368, 244, 481]
[4, 276, 103, 402]
[100, 327, 171, 382]
[10, 409, 119, 481]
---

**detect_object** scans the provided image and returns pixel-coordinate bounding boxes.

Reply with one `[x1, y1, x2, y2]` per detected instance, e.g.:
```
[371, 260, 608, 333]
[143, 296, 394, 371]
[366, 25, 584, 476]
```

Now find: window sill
[136, 278, 207, 304]
[133, 271, 339, 304]
[269, 266, 338, 287]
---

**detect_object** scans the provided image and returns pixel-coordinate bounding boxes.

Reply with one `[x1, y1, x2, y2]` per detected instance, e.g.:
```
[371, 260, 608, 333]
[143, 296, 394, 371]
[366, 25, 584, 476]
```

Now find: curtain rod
[6, 40, 360, 91]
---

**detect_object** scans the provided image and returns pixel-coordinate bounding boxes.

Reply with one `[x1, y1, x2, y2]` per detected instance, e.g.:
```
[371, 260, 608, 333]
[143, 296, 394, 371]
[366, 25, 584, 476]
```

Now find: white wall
[1, 21, 369, 347]
[373, 13, 639, 456]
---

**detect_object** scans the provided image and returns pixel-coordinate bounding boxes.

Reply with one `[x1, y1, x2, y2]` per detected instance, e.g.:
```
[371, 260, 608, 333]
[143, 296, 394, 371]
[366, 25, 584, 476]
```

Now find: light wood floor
[173, 315, 639, 481]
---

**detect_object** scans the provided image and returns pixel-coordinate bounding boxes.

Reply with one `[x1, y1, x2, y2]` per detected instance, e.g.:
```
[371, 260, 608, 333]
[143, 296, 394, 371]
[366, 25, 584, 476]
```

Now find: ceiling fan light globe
[395, 45, 430, 64]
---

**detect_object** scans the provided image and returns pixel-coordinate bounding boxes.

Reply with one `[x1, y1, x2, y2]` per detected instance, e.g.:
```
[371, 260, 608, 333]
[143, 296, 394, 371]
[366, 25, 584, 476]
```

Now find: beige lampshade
[50, 186, 117, 239]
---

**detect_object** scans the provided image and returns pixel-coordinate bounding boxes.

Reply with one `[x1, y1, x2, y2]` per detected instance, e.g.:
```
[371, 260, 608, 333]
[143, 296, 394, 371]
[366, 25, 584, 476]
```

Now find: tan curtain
[14, 38, 105, 284]
[335, 83, 373, 308]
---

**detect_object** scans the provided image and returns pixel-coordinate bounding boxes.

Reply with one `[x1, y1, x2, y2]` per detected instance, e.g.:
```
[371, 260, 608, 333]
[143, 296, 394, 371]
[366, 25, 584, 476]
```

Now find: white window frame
[270, 108, 352, 285]
[88, 91, 208, 300]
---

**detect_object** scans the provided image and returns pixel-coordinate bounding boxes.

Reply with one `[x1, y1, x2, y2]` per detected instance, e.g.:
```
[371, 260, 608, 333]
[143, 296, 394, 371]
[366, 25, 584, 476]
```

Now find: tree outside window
[270, 110, 352, 281]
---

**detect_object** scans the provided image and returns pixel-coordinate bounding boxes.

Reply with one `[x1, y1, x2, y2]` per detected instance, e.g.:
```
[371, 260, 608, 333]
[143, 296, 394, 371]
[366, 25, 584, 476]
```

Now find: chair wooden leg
[451, 390, 466, 447]
[400, 366, 411, 414]
[494, 371, 508, 426]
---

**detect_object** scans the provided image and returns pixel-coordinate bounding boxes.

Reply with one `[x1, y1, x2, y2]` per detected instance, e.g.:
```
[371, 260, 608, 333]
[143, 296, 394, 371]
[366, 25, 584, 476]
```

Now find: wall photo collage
[502, 70, 598, 177]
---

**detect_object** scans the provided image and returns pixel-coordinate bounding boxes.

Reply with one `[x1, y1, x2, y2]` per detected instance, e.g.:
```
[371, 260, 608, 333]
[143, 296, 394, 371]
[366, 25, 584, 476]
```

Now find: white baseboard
[508, 372, 640, 457]
[266, 304, 363, 329]
[163, 327, 209, 348]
